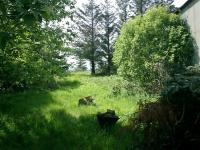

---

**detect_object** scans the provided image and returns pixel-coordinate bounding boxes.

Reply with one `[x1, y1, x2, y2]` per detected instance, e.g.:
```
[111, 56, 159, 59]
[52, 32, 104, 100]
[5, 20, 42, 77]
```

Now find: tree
[99, 0, 118, 75]
[115, 0, 174, 35]
[114, 6, 195, 93]
[74, 0, 101, 75]
[76, 58, 88, 71]
[116, 0, 132, 27]
[0, 0, 74, 91]
[129, 0, 174, 15]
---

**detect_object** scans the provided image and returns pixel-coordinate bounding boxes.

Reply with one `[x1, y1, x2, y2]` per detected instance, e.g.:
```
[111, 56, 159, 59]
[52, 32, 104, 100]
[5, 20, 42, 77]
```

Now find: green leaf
[23, 14, 37, 25]
[0, 4, 6, 16]
[40, 7, 52, 20]
[0, 32, 10, 49]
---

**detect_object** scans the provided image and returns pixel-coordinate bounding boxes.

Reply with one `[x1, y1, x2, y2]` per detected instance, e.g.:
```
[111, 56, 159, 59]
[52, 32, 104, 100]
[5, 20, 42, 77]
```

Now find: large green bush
[114, 6, 195, 92]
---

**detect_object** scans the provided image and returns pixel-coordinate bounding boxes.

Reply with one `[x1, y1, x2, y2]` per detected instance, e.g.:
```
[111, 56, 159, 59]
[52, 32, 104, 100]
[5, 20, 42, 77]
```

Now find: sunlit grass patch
[0, 72, 143, 150]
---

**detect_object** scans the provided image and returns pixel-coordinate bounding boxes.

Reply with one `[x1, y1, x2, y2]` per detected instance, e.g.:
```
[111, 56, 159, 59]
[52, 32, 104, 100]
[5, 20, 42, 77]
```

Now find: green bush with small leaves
[114, 6, 195, 93]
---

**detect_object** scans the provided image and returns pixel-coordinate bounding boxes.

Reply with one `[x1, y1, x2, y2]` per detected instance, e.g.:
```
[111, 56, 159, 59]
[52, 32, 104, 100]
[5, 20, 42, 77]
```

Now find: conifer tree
[74, 0, 101, 74]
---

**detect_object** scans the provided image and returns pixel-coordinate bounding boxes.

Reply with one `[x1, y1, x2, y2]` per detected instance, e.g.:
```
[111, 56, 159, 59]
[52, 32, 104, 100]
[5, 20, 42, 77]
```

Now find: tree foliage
[0, 0, 74, 92]
[115, 0, 174, 25]
[116, 0, 132, 29]
[129, 0, 174, 15]
[99, 0, 118, 75]
[74, 0, 101, 74]
[114, 6, 195, 92]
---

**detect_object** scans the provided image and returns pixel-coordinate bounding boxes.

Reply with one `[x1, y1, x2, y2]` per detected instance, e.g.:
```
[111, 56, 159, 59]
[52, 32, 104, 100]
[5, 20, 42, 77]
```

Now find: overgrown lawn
[0, 72, 141, 150]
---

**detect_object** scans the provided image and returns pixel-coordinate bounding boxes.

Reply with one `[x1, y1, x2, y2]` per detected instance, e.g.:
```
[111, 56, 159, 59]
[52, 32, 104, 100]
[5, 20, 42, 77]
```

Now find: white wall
[181, 0, 200, 64]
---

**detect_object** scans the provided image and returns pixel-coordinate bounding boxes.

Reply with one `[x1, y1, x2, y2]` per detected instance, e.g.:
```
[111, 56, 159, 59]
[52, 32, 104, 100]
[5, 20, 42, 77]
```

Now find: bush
[130, 66, 200, 150]
[110, 78, 146, 96]
[161, 66, 200, 105]
[114, 6, 195, 93]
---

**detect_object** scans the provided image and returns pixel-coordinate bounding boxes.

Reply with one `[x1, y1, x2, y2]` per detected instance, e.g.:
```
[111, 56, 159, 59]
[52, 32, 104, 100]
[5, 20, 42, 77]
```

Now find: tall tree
[130, 0, 174, 15]
[99, 0, 118, 75]
[74, 0, 101, 75]
[116, 0, 131, 22]
[115, 0, 133, 34]
[115, 0, 174, 35]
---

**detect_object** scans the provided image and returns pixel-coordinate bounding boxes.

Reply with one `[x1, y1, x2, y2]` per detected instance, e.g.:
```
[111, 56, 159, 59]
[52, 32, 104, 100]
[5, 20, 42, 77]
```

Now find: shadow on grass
[56, 80, 81, 90]
[0, 91, 56, 115]
[0, 79, 81, 114]
[0, 109, 134, 150]
[69, 72, 92, 78]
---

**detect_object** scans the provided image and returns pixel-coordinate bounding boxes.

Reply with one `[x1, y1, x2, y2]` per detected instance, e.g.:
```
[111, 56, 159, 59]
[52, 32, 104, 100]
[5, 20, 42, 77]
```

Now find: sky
[173, 0, 188, 7]
[76, 0, 188, 8]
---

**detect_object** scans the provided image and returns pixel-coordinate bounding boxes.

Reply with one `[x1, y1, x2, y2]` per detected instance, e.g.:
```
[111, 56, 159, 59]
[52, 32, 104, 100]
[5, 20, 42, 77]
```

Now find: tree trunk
[107, 20, 111, 75]
[91, 4, 96, 75]
[91, 60, 95, 75]
[107, 53, 112, 75]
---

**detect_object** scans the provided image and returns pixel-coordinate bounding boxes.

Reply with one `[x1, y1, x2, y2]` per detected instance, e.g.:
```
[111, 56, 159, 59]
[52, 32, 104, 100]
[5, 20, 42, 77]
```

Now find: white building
[180, 0, 200, 63]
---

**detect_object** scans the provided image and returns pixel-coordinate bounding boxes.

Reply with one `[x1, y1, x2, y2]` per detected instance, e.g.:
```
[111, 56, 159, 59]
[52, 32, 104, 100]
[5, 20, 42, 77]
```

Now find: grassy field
[0, 72, 142, 150]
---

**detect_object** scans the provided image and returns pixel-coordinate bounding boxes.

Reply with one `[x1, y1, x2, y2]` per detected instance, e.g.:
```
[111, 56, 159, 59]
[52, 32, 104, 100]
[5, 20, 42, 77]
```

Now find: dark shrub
[130, 66, 200, 150]
[161, 66, 200, 105]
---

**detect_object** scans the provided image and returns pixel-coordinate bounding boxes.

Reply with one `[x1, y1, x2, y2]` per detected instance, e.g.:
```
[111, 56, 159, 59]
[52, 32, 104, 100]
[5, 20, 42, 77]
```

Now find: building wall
[181, 0, 200, 64]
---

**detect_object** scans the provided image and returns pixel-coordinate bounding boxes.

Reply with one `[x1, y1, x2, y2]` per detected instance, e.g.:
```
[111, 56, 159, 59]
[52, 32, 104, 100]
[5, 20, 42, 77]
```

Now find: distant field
[0, 72, 142, 150]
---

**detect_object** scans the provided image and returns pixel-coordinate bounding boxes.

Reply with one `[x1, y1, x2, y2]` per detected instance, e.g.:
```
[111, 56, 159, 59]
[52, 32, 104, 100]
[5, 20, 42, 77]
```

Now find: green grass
[0, 72, 140, 150]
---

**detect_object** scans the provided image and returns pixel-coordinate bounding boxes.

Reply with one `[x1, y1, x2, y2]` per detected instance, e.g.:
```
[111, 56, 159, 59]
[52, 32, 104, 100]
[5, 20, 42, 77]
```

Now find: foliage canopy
[0, 0, 74, 92]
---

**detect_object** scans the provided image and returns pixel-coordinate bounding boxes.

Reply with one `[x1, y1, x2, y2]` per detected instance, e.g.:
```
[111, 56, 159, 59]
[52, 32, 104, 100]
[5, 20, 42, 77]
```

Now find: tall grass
[0, 72, 141, 150]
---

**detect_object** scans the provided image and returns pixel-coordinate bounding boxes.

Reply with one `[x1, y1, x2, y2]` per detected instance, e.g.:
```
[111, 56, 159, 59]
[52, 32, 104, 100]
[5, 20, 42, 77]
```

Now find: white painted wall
[181, 0, 200, 63]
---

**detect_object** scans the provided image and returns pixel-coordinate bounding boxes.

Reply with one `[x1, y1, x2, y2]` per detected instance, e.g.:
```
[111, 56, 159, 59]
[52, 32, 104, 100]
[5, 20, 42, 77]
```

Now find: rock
[78, 96, 96, 106]
[97, 109, 119, 127]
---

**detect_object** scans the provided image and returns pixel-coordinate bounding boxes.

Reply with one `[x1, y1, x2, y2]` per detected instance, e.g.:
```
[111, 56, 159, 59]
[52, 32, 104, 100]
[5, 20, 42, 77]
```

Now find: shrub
[110, 78, 146, 96]
[130, 66, 200, 150]
[161, 65, 200, 105]
[114, 6, 195, 93]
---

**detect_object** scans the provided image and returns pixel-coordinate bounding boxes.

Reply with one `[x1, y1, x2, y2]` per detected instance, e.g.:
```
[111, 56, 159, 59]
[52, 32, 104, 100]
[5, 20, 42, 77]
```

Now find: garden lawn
[0, 72, 139, 150]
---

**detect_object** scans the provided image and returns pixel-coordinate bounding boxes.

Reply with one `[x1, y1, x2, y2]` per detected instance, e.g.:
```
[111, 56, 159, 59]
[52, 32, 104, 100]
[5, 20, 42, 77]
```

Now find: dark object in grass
[97, 109, 119, 127]
[78, 96, 96, 106]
